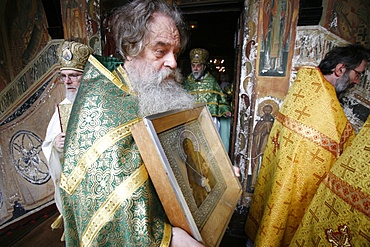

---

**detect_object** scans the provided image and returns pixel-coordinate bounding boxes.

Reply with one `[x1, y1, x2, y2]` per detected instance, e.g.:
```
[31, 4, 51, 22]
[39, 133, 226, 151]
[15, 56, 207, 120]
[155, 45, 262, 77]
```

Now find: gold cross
[325, 198, 339, 218]
[359, 230, 370, 242]
[299, 192, 309, 203]
[309, 148, 325, 163]
[313, 172, 327, 186]
[330, 99, 338, 112]
[293, 239, 306, 247]
[273, 222, 285, 235]
[271, 131, 280, 155]
[283, 132, 294, 147]
[292, 89, 304, 102]
[309, 206, 319, 224]
[294, 105, 310, 120]
[267, 203, 275, 216]
[287, 153, 299, 166]
[311, 81, 321, 93]
[311, 236, 322, 246]
[340, 157, 356, 179]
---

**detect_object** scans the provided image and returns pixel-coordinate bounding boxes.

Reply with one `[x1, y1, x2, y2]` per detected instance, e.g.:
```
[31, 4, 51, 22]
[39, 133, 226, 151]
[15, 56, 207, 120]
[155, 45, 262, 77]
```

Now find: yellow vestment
[245, 66, 355, 246]
[291, 115, 370, 246]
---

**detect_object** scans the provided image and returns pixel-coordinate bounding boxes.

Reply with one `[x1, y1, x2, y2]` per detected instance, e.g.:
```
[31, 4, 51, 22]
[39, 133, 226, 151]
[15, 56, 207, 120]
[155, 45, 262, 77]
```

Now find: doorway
[179, 11, 241, 81]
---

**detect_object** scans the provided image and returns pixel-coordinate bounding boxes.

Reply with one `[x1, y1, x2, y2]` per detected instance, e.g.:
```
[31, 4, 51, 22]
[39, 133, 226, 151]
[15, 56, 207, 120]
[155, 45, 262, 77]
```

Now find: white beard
[65, 89, 77, 103]
[126, 59, 195, 116]
[192, 70, 204, 80]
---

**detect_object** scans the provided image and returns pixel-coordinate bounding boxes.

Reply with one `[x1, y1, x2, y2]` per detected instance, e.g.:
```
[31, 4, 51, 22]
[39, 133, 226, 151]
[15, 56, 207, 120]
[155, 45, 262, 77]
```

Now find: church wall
[0, 0, 105, 229]
[232, 0, 300, 210]
[0, 39, 63, 227]
[0, 0, 51, 87]
[321, 0, 369, 47]
[0, 80, 64, 227]
[60, 0, 103, 55]
[0, 0, 62, 228]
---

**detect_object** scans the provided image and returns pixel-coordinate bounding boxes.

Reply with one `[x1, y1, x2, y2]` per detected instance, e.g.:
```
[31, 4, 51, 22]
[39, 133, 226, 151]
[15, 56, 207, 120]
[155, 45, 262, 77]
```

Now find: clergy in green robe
[59, 1, 204, 246]
[183, 48, 232, 152]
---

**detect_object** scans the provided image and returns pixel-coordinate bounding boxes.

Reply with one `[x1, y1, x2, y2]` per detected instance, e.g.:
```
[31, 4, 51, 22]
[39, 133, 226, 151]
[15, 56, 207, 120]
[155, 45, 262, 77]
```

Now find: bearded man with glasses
[42, 41, 93, 241]
[245, 44, 370, 247]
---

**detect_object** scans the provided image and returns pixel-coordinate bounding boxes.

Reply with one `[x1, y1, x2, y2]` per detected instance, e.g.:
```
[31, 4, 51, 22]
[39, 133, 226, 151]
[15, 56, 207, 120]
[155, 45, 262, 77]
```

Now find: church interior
[0, 0, 369, 246]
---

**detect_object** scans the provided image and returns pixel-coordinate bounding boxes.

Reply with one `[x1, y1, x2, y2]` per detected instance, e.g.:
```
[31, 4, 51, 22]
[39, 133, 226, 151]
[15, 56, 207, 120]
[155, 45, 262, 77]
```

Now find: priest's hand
[53, 133, 66, 152]
[233, 165, 240, 177]
[170, 227, 204, 247]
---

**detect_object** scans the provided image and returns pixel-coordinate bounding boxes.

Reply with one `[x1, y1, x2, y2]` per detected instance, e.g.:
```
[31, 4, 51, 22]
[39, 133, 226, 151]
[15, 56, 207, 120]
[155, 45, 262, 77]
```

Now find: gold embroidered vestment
[245, 66, 355, 246]
[291, 115, 370, 246]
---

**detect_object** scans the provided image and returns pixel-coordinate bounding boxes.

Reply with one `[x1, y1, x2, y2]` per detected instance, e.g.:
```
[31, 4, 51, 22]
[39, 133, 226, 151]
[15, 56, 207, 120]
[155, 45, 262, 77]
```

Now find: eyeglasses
[352, 69, 365, 80]
[58, 73, 82, 82]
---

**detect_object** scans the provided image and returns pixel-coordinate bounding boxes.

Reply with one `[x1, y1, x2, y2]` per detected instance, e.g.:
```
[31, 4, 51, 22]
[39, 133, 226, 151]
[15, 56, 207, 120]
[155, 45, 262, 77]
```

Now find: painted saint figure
[182, 138, 216, 207]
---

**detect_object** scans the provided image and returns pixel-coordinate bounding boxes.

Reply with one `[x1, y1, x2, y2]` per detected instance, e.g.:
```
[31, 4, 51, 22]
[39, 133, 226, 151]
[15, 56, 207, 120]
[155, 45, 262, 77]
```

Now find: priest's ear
[333, 63, 346, 77]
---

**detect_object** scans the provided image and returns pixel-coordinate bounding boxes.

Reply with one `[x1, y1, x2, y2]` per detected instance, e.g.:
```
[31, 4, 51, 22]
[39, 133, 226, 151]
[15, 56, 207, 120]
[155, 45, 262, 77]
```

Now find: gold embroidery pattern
[81, 165, 148, 247]
[57, 103, 73, 132]
[276, 112, 341, 157]
[160, 222, 172, 247]
[60, 118, 141, 195]
[324, 172, 370, 218]
[116, 65, 134, 93]
[189, 90, 225, 96]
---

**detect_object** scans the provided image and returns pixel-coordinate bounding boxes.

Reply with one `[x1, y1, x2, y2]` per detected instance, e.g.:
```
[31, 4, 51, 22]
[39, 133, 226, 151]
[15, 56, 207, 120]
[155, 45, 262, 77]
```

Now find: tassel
[51, 214, 63, 230]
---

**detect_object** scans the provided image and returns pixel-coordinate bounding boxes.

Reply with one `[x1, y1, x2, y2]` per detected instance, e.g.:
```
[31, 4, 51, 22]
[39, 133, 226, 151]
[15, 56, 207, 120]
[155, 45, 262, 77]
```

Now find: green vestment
[183, 72, 232, 152]
[60, 55, 171, 247]
[183, 71, 230, 117]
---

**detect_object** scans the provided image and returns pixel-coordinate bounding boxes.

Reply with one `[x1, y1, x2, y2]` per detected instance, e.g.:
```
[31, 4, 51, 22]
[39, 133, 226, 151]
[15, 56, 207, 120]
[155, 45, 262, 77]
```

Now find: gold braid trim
[207, 101, 222, 106]
[338, 121, 354, 156]
[324, 172, 370, 218]
[160, 222, 172, 247]
[89, 55, 129, 92]
[189, 90, 225, 96]
[81, 164, 149, 247]
[51, 214, 63, 230]
[60, 118, 141, 195]
[276, 112, 342, 157]
[117, 65, 136, 94]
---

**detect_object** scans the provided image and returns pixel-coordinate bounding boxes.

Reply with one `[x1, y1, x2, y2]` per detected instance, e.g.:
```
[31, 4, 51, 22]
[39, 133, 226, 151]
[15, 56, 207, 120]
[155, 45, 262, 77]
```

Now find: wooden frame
[131, 104, 241, 247]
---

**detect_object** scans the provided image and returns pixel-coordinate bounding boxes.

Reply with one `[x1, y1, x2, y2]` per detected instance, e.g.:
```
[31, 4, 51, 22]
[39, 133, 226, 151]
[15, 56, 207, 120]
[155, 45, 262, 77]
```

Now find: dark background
[42, 0, 323, 82]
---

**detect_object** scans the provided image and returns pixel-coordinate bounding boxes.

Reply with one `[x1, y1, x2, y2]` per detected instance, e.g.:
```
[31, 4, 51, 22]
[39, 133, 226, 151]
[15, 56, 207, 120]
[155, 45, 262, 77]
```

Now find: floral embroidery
[324, 173, 370, 217]
[363, 200, 370, 210]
